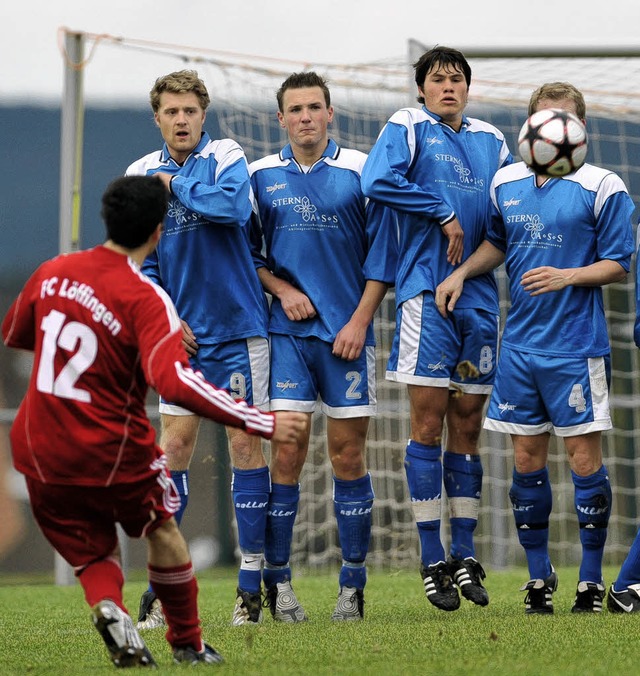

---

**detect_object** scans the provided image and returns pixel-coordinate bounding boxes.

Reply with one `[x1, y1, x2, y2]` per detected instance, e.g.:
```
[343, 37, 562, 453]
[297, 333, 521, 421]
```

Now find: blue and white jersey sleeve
[591, 173, 636, 269]
[363, 199, 398, 285]
[125, 133, 267, 344]
[361, 109, 455, 224]
[126, 137, 252, 226]
[489, 162, 635, 357]
[169, 139, 252, 226]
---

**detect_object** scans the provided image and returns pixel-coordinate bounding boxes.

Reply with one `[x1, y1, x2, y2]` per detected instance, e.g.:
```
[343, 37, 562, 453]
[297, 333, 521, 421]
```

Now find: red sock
[78, 557, 125, 611]
[148, 562, 202, 650]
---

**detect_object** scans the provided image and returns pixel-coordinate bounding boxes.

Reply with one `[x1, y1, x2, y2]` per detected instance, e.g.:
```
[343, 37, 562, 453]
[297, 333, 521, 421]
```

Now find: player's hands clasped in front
[520, 266, 570, 296]
[441, 216, 464, 265]
[271, 411, 309, 445]
[435, 272, 466, 318]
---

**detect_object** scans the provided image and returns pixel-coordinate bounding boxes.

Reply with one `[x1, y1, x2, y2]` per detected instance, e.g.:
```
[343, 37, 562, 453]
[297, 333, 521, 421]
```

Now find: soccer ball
[517, 108, 588, 177]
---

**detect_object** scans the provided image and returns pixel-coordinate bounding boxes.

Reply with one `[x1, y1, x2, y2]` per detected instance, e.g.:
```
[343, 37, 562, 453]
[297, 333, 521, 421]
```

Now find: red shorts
[25, 470, 179, 570]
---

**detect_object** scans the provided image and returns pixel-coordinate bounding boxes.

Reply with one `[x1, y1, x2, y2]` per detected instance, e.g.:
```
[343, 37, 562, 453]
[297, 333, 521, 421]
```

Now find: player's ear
[327, 105, 334, 123]
[277, 111, 285, 128]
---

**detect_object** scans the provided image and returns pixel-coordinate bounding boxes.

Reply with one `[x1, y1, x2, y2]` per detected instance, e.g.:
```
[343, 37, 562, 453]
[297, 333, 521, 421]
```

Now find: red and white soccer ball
[517, 108, 588, 177]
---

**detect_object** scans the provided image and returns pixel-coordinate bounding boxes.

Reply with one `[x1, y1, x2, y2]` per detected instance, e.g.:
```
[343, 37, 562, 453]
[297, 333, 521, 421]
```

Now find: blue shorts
[160, 337, 269, 414]
[269, 334, 376, 418]
[386, 292, 499, 394]
[484, 345, 612, 437]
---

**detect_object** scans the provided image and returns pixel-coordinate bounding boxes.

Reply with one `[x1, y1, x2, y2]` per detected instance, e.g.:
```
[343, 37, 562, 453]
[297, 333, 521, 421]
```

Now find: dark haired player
[2, 175, 306, 667]
[362, 46, 512, 611]
[250, 71, 396, 621]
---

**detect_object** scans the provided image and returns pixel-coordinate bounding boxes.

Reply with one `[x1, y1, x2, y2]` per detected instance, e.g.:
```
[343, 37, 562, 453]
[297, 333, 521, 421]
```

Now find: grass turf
[0, 565, 637, 674]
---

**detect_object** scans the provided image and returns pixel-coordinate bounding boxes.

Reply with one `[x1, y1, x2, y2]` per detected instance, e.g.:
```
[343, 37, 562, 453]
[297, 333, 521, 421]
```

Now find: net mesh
[66, 32, 640, 571]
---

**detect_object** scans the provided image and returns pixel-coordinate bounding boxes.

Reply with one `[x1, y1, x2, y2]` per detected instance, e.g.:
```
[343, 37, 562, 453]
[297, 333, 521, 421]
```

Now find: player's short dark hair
[101, 176, 168, 248]
[413, 46, 472, 105]
[276, 71, 331, 112]
[149, 70, 210, 113]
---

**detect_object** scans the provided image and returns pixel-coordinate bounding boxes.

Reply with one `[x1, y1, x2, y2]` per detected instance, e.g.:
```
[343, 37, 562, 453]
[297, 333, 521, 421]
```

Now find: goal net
[59, 31, 640, 574]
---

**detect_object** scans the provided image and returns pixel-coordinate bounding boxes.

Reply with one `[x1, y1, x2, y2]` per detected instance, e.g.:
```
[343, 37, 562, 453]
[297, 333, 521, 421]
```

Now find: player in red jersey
[2, 175, 306, 668]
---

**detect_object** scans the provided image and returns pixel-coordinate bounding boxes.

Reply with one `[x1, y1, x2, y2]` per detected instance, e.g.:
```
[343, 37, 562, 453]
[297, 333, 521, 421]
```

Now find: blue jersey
[249, 139, 396, 345]
[488, 162, 635, 357]
[126, 132, 268, 345]
[361, 106, 512, 312]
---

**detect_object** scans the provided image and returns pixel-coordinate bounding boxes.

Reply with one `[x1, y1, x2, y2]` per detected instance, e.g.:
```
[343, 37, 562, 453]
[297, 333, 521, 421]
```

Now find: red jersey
[2, 245, 275, 486]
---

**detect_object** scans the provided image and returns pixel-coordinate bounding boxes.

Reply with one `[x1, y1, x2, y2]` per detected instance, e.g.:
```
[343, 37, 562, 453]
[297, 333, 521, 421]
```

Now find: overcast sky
[3, 0, 639, 104]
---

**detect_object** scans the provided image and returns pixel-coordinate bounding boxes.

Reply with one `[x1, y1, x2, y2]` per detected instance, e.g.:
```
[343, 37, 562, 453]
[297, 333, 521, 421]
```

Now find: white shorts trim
[322, 403, 377, 419]
[387, 370, 492, 394]
[483, 417, 611, 437]
[270, 398, 375, 419]
[387, 370, 450, 387]
[159, 402, 195, 416]
[396, 294, 423, 377]
[270, 398, 317, 414]
[248, 336, 270, 409]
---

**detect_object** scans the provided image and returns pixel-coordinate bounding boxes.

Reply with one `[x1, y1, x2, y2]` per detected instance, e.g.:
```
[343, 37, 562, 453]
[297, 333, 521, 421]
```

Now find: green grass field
[0, 565, 638, 675]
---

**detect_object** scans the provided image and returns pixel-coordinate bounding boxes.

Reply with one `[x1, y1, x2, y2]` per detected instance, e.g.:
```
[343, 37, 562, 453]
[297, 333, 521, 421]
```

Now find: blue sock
[443, 451, 482, 561]
[171, 469, 190, 526]
[334, 473, 374, 589]
[404, 440, 445, 566]
[573, 465, 611, 583]
[232, 466, 270, 593]
[615, 525, 640, 590]
[510, 467, 552, 580]
[263, 482, 299, 588]
[149, 469, 189, 594]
